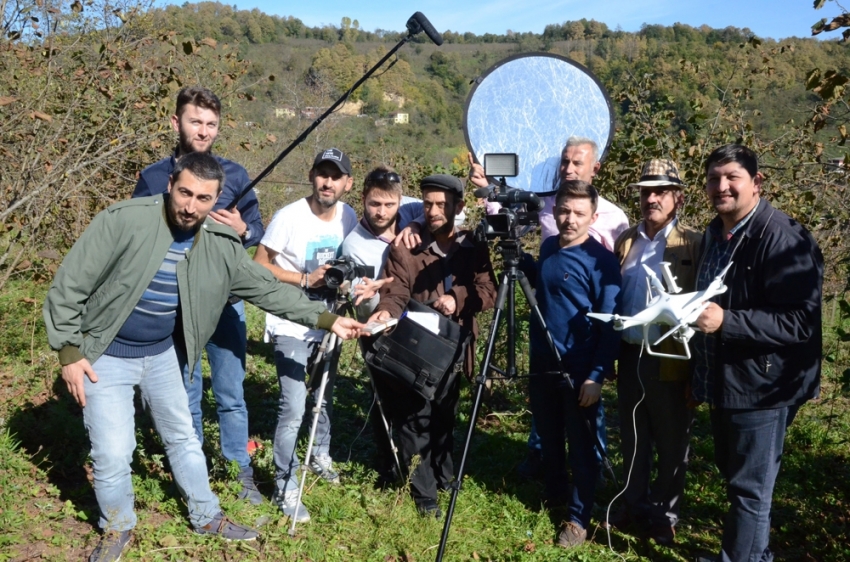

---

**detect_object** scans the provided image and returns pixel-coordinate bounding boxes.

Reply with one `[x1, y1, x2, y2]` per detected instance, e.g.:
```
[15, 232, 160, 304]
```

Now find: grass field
[1, 279, 848, 561]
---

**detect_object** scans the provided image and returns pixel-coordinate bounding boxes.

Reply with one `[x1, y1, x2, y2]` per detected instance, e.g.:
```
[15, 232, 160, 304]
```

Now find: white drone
[587, 262, 732, 360]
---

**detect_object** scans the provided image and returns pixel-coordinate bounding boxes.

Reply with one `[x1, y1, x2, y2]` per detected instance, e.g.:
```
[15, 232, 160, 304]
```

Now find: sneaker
[307, 454, 340, 484]
[275, 488, 311, 523]
[517, 449, 542, 480]
[194, 512, 259, 541]
[89, 530, 132, 562]
[236, 467, 263, 505]
[415, 498, 442, 519]
[556, 521, 587, 548]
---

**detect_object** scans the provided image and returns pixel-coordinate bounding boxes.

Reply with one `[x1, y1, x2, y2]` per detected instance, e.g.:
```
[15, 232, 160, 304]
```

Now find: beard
[177, 128, 212, 156]
[166, 196, 201, 232]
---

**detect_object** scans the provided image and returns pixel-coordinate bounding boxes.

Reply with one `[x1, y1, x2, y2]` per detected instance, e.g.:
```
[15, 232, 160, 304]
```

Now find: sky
[214, 0, 843, 41]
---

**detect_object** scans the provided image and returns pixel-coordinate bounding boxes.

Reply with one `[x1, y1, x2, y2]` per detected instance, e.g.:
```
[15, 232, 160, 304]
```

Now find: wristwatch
[241, 228, 251, 240]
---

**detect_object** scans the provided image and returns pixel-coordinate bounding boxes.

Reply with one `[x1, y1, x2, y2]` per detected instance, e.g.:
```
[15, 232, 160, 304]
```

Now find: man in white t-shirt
[253, 148, 358, 523]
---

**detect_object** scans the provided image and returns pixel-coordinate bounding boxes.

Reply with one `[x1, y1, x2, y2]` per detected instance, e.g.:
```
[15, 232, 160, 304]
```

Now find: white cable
[606, 342, 647, 559]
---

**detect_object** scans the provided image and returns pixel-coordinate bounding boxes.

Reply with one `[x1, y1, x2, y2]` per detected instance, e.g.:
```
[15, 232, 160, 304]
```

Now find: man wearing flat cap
[608, 159, 701, 545]
[369, 174, 497, 517]
[253, 148, 358, 522]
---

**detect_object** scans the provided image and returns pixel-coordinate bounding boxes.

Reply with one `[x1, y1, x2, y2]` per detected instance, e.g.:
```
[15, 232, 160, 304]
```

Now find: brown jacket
[376, 230, 498, 377]
[614, 219, 702, 381]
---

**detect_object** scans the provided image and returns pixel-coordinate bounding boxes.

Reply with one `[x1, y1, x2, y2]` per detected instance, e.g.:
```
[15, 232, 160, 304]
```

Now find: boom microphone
[406, 12, 443, 45]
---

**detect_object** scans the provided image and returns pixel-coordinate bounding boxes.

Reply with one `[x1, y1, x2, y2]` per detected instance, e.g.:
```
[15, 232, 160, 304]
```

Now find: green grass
[1, 278, 849, 560]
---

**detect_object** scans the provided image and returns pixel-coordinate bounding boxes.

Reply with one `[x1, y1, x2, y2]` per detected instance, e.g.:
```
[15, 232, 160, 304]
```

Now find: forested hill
[150, 1, 850, 148]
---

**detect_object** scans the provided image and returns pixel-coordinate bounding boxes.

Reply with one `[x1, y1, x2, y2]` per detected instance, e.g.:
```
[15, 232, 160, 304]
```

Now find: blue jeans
[83, 349, 220, 531]
[272, 334, 338, 493]
[182, 300, 250, 468]
[527, 405, 607, 458]
[529, 370, 600, 528]
[711, 406, 796, 562]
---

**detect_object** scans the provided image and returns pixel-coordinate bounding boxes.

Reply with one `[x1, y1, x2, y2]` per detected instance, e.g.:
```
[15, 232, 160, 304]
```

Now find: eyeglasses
[366, 171, 401, 184]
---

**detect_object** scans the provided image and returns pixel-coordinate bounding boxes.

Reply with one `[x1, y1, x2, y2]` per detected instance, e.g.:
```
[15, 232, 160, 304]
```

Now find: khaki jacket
[44, 195, 335, 366]
[614, 220, 701, 381]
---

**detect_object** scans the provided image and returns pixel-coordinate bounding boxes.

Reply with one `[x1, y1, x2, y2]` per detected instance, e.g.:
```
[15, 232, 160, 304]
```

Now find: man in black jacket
[692, 144, 823, 562]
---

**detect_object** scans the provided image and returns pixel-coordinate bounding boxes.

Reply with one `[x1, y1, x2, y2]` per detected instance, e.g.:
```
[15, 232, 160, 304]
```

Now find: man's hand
[353, 277, 394, 306]
[367, 310, 392, 324]
[330, 317, 365, 340]
[578, 379, 602, 407]
[61, 358, 98, 407]
[307, 265, 331, 288]
[468, 151, 488, 188]
[394, 222, 421, 249]
[209, 207, 248, 237]
[696, 302, 724, 334]
[432, 294, 457, 316]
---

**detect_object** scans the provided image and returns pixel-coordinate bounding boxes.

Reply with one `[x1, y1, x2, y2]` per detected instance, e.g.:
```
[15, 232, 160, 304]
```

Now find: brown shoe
[556, 521, 587, 548]
[649, 524, 675, 546]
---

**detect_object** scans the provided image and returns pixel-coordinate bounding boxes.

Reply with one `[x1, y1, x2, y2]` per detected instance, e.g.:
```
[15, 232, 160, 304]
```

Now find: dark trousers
[372, 369, 460, 504]
[529, 369, 600, 528]
[711, 406, 796, 562]
[618, 342, 694, 527]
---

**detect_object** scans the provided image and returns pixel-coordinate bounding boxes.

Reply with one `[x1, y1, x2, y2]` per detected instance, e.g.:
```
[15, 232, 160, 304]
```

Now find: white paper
[405, 311, 441, 335]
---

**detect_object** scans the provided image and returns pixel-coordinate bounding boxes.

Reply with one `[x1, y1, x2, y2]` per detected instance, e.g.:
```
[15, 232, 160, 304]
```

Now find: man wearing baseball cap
[608, 158, 701, 545]
[368, 174, 497, 517]
[253, 148, 357, 522]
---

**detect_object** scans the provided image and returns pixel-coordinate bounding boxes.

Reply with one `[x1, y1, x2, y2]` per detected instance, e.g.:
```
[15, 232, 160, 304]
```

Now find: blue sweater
[133, 151, 264, 248]
[530, 235, 622, 384]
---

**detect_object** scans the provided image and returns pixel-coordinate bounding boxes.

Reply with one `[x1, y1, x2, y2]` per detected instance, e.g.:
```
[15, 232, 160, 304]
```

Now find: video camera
[473, 153, 542, 241]
[324, 256, 375, 290]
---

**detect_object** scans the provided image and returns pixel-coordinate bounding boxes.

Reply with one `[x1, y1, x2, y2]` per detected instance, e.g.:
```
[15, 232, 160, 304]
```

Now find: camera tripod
[435, 238, 618, 561]
[287, 286, 402, 536]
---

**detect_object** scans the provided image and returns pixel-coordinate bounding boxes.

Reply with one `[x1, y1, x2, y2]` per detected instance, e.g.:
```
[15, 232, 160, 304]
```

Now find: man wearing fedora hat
[608, 158, 701, 545]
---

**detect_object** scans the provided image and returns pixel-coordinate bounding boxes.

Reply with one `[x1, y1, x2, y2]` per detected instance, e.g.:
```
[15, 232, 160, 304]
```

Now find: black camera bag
[365, 299, 470, 401]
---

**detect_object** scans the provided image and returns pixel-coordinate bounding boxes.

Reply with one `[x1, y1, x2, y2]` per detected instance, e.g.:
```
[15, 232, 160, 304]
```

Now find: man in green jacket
[43, 152, 363, 562]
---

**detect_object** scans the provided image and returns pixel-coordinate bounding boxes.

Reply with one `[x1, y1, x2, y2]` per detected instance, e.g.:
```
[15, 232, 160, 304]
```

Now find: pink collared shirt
[539, 195, 629, 251]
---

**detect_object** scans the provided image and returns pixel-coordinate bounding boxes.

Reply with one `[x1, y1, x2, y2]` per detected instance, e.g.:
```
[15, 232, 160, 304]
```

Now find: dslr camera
[324, 256, 375, 290]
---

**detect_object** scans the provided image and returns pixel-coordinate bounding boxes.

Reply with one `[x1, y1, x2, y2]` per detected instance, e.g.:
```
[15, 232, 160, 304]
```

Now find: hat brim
[629, 179, 686, 188]
[313, 159, 350, 175]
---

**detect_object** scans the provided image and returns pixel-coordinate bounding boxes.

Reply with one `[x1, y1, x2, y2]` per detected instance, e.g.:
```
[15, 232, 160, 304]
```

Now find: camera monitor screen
[463, 52, 614, 195]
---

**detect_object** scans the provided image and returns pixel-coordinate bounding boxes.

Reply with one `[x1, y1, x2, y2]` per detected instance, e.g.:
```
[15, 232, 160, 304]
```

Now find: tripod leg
[435, 273, 510, 562]
[369, 371, 403, 480]
[289, 332, 338, 537]
[517, 274, 619, 489]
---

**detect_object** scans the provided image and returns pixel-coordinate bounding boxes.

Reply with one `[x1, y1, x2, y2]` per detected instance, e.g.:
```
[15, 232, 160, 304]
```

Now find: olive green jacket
[43, 194, 336, 366]
[613, 219, 702, 381]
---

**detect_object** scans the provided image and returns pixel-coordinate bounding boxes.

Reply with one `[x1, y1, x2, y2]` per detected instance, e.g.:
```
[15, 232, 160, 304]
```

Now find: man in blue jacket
[133, 86, 265, 503]
[692, 144, 823, 562]
[529, 180, 621, 548]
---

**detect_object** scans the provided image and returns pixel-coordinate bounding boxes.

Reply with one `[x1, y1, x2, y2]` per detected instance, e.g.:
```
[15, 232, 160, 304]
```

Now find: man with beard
[339, 166, 422, 484]
[43, 153, 363, 562]
[368, 174, 497, 517]
[253, 148, 358, 523]
[609, 159, 701, 545]
[133, 86, 265, 503]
